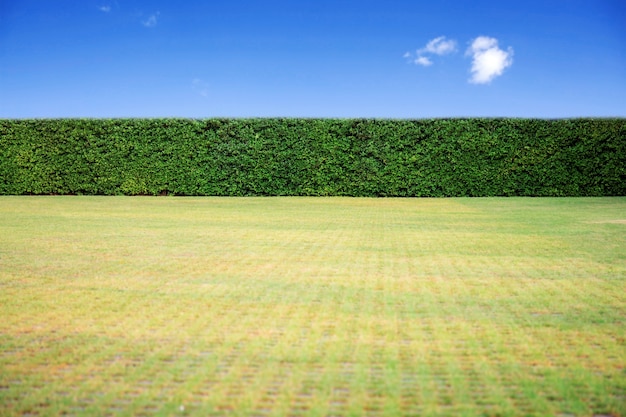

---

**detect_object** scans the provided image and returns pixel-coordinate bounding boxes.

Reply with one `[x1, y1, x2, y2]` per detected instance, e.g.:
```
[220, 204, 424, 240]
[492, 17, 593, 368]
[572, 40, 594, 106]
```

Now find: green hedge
[1, 118, 624, 196]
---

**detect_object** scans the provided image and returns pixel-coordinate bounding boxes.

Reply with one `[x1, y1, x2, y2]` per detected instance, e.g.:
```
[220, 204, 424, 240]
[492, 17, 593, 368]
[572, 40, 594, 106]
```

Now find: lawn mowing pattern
[0, 197, 624, 417]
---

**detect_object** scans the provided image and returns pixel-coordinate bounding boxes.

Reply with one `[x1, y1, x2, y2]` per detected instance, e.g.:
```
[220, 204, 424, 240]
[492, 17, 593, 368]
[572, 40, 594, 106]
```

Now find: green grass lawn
[0, 197, 624, 417]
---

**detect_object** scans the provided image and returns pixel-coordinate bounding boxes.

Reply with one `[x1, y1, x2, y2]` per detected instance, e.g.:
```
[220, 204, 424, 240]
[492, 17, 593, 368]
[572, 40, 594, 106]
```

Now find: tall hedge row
[0, 118, 624, 196]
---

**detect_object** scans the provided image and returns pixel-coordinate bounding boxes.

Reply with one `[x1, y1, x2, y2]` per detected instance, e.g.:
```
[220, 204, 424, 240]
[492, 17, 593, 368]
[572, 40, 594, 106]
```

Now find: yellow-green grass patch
[0, 197, 624, 416]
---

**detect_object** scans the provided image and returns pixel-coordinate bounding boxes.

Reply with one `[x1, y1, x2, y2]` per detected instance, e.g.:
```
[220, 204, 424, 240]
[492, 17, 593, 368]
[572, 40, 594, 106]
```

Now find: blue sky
[1, 0, 624, 118]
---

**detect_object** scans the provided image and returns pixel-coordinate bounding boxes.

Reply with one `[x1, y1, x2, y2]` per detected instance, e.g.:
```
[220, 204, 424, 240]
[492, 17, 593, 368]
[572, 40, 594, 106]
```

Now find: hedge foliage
[1, 118, 624, 196]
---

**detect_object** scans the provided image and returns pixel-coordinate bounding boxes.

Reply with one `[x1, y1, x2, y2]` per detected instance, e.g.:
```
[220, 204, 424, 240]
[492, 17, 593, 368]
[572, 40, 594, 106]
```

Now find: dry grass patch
[0, 197, 624, 417]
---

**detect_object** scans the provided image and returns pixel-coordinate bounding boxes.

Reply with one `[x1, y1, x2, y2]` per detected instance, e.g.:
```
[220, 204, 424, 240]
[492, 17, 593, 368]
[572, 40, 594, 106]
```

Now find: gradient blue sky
[1, 0, 625, 118]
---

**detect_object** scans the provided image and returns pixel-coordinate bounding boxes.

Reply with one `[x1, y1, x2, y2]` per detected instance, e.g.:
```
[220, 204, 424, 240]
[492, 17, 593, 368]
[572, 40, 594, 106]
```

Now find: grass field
[0, 196, 624, 417]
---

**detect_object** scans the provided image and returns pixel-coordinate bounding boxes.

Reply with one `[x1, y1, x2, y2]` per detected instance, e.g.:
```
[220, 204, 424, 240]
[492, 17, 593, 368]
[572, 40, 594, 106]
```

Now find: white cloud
[98, 5, 111, 13]
[415, 56, 433, 67]
[420, 36, 457, 56]
[143, 12, 160, 27]
[466, 36, 513, 84]
[407, 36, 458, 67]
[406, 35, 515, 83]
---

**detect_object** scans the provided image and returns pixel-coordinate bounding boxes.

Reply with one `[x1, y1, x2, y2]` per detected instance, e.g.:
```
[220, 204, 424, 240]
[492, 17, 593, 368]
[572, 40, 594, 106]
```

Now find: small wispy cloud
[405, 36, 458, 67]
[420, 36, 458, 56]
[98, 5, 111, 13]
[143, 12, 160, 28]
[192, 78, 209, 97]
[466, 36, 513, 84]
[415, 56, 433, 67]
